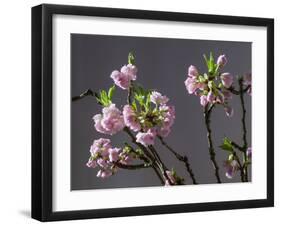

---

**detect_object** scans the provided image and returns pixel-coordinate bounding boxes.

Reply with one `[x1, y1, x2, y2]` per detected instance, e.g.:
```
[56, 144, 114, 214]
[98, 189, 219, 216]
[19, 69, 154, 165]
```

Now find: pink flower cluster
[86, 138, 131, 178]
[94, 58, 175, 150]
[157, 104, 176, 138]
[110, 64, 137, 90]
[93, 104, 125, 135]
[123, 105, 141, 132]
[134, 92, 175, 147]
[136, 128, 157, 147]
[150, 91, 169, 105]
[184, 55, 234, 117]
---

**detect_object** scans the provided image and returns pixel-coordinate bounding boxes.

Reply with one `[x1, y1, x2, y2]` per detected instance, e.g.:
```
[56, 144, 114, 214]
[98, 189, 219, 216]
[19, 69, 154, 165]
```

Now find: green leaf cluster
[133, 84, 152, 112]
[95, 85, 116, 106]
[203, 52, 219, 76]
[219, 137, 233, 152]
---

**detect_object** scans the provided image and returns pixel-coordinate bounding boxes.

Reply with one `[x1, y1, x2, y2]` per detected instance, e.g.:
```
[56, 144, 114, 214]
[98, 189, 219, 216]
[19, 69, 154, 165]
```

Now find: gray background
[71, 34, 251, 190]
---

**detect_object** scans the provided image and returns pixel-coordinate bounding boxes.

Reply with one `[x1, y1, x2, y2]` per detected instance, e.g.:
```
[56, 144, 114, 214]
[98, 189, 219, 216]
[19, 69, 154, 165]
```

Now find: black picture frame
[32, 3, 274, 222]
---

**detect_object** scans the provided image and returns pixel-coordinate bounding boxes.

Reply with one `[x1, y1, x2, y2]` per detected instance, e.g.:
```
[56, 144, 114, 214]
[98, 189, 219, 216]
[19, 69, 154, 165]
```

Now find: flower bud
[217, 54, 227, 67]
[224, 105, 234, 117]
[207, 91, 215, 103]
[188, 65, 199, 78]
[220, 73, 233, 88]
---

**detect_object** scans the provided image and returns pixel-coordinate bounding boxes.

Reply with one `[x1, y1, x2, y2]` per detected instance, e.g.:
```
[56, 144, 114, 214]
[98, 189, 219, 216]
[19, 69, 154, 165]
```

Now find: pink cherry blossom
[97, 169, 112, 178]
[222, 90, 232, 100]
[111, 64, 137, 90]
[184, 77, 200, 94]
[89, 138, 111, 155]
[136, 129, 157, 147]
[108, 148, 121, 162]
[243, 73, 252, 86]
[243, 73, 252, 95]
[200, 95, 208, 107]
[216, 91, 225, 104]
[217, 54, 227, 67]
[86, 158, 97, 168]
[224, 160, 239, 179]
[123, 105, 141, 132]
[207, 91, 215, 103]
[220, 73, 233, 88]
[157, 105, 175, 137]
[93, 114, 107, 134]
[93, 104, 125, 135]
[188, 65, 199, 78]
[120, 64, 137, 80]
[157, 126, 171, 138]
[151, 91, 169, 105]
[97, 158, 109, 168]
[119, 154, 132, 165]
[110, 70, 130, 90]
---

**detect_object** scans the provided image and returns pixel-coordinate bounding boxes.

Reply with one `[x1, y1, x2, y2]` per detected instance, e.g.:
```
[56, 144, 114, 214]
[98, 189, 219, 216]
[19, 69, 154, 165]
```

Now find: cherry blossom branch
[114, 162, 152, 170]
[227, 85, 251, 95]
[148, 145, 174, 185]
[72, 90, 166, 185]
[157, 136, 197, 184]
[124, 83, 174, 185]
[123, 127, 165, 185]
[230, 141, 244, 152]
[231, 150, 245, 182]
[204, 104, 222, 183]
[238, 78, 249, 182]
[72, 89, 94, 101]
[127, 83, 133, 105]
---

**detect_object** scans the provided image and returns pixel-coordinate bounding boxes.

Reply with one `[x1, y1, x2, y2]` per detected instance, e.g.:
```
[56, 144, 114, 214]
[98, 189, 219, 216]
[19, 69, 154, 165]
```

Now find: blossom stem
[72, 89, 94, 101]
[148, 145, 174, 185]
[230, 141, 244, 152]
[232, 150, 245, 182]
[227, 85, 251, 95]
[239, 79, 249, 182]
[123, 127, 165, 185]
[157, 136, 197, 184]
[114, 162, 152, 170]
[204, 104, 222, 183]
[127, 83, 133, 105]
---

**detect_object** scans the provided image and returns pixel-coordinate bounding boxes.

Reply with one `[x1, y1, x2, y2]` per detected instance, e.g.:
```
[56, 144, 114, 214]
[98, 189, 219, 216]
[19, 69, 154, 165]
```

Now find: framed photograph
[32, 4, 274, 221]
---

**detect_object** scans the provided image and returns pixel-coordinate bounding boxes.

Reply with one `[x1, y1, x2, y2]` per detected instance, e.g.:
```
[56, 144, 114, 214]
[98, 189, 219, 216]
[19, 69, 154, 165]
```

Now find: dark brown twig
[123, 127, 165, 185]
[72, 89, 94, 101]
[157, 136, 197, 184]
[239, 79, 249, 182]
[204, 104, 222, 183]
[114, 162, 151, 170]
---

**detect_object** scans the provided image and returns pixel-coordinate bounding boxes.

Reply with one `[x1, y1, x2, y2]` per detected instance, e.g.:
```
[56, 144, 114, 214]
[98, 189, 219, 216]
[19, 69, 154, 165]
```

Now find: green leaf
[128, 52, 136, 65]
[219, 137, 233, 152]
[108, 85, 115, 101]
[209, 52, 215, 74]
[96, 89, 112, 106]
[228, 154, 234, 161]
[94, 92, 103, 105]
[131, 100, 137, 112]
[203, 54, 209, 68]
[145, 92, 151, 111]
[198, 75, 205, 83]
[203, 52, 216, 75]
